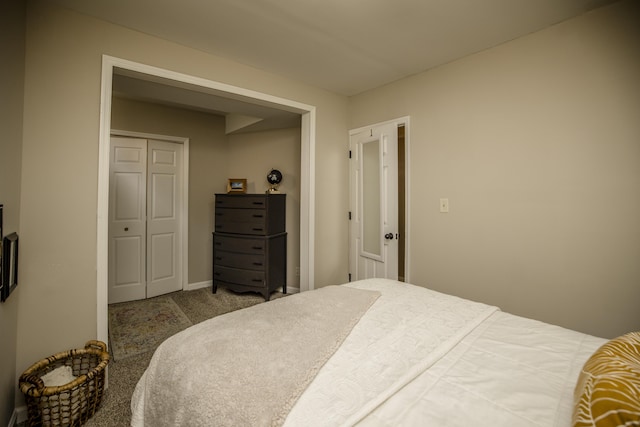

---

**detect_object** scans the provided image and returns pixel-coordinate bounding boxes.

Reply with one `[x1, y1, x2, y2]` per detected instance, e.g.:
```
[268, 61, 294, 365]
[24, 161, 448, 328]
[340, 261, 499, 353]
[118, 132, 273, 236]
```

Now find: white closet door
[108, 137, 183, 303]
[109, 137, 147, 304]
[146, 139, 183, 298]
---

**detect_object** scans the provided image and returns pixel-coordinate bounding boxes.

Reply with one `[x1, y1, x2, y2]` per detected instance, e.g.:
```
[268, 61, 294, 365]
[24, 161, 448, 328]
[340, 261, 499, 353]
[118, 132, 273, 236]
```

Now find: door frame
[348, 116, 411, 283]
[110, 130, 190, 301]
[97, 55, 317, 345]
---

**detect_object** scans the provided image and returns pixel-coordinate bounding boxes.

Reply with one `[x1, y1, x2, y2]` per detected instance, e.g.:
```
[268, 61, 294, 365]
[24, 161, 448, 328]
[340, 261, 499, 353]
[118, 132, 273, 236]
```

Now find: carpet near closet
[18, 287, 284, 427]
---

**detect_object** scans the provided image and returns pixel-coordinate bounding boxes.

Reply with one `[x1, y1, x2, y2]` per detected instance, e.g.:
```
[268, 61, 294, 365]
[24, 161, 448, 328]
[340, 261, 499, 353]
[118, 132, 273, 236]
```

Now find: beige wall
[350, 0, 640, 338]
[17, 0, 348, 399]
[0, 0, 25, 424]
[111, 98, 301, 288]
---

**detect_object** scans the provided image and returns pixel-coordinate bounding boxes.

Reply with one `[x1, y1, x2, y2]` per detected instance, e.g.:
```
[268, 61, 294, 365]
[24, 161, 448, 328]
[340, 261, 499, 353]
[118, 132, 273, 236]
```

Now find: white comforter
[284, 279, 605, 426]
[357, 310, 605, 426]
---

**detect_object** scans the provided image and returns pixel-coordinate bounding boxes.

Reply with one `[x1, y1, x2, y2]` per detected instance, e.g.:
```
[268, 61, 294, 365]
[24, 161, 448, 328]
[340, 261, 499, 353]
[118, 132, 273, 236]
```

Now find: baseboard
[185, 281, 299, 295]
[10, 406, 27, 426]
[184, 280, 212, 291]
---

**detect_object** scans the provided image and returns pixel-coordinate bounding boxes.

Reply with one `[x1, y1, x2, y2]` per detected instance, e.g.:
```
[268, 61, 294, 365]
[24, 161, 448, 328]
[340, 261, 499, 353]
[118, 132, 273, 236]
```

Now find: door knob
[385, 233, 394, 240]
[124, 227, 129, 231]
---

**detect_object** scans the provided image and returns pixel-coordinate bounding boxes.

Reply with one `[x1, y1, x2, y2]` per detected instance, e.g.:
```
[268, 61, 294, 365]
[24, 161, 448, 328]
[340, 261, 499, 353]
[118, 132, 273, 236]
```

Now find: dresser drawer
[213, 234, 266, 254]
[215, 195, 267, 209]
[214, 251, 265, 271]
[213, 266, 265, 287]
[215, 208, 267, 235]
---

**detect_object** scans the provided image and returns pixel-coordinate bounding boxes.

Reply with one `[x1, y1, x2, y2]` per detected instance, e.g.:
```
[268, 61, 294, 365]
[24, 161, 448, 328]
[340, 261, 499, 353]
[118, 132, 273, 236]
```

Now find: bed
[130, 278, 639, 427]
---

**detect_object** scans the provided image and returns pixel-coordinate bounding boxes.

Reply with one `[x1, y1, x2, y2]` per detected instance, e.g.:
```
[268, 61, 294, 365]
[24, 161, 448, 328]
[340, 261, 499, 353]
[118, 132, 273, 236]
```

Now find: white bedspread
[284, 279, 499, 426]
[285, 279, 606, 426]
[357, 311, 605, 426]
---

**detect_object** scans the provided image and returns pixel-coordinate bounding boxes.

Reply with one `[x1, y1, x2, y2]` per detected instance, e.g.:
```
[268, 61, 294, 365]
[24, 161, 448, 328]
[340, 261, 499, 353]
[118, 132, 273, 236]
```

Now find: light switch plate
[440, 198, 449, 213]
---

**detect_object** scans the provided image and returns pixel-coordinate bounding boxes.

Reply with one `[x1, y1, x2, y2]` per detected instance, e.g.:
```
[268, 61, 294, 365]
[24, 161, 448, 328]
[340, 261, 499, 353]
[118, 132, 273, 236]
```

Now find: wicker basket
[19, 340, 110, 427]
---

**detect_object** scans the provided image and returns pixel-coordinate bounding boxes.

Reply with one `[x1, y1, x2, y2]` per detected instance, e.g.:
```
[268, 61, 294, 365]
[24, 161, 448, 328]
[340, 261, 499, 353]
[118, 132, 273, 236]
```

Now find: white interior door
[146, 140, 183, 298]
[109, 136, 183, 303]
[349, 122, 398, 281]
[109, 137, 147, 303]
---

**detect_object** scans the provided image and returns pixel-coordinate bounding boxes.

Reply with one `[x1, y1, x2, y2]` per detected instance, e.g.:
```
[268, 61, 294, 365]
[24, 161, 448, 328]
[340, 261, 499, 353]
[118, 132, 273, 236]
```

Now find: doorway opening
[97, 55, 317, 344]
[398, 124, 406, 282]
[348, 117, 410, 283]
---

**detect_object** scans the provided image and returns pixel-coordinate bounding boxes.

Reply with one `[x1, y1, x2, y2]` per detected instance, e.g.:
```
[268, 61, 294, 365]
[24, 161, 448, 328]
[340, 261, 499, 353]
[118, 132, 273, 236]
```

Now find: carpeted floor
[108, 296, 192, 361]
[81, 286, 284, 427]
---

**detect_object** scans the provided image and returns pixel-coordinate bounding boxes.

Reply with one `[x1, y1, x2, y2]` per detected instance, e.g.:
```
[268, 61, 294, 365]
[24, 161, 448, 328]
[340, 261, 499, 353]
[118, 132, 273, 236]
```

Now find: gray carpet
[82, 287, 284, 427]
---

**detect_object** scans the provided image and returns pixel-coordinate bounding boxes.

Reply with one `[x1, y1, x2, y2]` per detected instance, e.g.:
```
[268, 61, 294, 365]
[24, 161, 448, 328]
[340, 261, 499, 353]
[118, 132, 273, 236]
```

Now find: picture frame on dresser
[226, 178, 247, 193]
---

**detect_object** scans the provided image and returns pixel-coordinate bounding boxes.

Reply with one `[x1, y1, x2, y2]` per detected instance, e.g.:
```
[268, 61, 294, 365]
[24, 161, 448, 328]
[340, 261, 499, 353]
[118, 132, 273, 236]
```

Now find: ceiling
[111, 70, 302, 134]
[51, 0, 615, 96]
[50, 0, 616, 128]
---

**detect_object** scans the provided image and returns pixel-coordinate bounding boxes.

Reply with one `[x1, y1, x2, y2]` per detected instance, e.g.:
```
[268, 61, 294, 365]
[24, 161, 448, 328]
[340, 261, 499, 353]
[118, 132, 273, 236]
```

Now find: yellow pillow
[574, 331, 640, 427]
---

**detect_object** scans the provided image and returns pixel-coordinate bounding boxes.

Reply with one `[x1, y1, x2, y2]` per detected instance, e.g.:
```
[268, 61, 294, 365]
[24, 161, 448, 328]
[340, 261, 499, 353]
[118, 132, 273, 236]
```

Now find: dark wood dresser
[212, 193, 286, 300]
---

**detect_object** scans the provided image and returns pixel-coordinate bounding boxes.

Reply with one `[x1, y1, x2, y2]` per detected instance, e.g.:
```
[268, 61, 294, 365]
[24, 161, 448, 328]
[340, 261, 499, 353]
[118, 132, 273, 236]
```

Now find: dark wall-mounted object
[0, 204, 3, 299]
[1, 232, 18, 302]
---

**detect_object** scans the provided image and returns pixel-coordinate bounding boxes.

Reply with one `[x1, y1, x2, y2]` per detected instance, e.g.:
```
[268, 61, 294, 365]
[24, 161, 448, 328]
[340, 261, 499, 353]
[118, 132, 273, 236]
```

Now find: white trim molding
[185, 280, 212, 291]
[11, 406, 27, 426]
[98, 55, 316, 344]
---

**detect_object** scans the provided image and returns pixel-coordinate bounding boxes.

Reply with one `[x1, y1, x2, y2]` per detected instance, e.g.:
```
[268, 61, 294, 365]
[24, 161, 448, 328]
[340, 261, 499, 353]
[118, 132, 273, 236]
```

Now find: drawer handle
[252, 246, 263, 250]
[252, 202, 264, 206]
[252, 279, 262, 283]
[252, 214, 264, 218]
[252, 262, 263, 266]
[252, 228, 264, 231]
